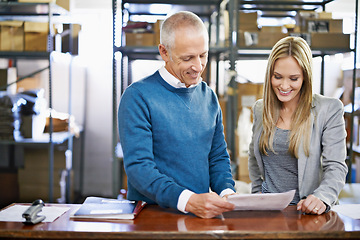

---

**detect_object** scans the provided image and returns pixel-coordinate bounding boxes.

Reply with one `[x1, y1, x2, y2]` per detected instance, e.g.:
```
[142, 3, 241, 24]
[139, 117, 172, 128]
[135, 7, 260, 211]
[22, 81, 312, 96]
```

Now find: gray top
[261, 127, 300, 205]
[249, 95, 348, 208]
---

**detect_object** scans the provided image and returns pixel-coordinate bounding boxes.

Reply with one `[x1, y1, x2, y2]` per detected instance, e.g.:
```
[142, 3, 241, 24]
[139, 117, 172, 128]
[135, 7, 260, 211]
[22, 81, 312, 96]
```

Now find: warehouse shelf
[225, 0, 357, 181]
[0, 2, 68, 16]
[0, 51, 51, 59]
[0, 2, 79, 203]
[113, 0, 358, 194]
[0, 131, 74, 146]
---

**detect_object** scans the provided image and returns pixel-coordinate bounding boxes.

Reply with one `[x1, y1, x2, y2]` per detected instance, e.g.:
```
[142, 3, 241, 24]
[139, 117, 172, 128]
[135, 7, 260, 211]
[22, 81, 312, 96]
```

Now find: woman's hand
[297, 194, 326, 215]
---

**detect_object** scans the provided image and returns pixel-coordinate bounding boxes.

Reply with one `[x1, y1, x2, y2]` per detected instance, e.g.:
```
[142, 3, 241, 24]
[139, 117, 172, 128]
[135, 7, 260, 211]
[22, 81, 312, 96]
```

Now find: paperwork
[227, 189, 296, 211]
[0, 205, 70, 222]
[332, 204, 360, 219]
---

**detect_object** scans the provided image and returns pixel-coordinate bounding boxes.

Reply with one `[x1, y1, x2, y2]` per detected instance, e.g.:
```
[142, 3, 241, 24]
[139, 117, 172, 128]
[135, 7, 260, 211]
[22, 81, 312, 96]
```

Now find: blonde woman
[248, 36, 348, 215]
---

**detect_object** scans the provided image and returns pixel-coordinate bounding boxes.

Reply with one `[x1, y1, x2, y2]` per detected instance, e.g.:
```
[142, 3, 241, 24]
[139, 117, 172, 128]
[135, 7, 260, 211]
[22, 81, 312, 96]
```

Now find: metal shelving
[112, 0, 358, 193]
[226, 0, 358, 181]
[0, 2, 75, 203]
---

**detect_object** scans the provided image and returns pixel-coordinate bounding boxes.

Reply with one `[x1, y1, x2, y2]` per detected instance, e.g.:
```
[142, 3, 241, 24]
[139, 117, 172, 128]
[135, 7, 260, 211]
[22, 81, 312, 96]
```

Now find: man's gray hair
[160, 11, 208, 51]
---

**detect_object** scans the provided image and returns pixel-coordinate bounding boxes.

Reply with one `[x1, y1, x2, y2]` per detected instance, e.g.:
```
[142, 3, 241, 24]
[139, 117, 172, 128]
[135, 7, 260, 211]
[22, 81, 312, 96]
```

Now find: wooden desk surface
[0, 202, 359, 240]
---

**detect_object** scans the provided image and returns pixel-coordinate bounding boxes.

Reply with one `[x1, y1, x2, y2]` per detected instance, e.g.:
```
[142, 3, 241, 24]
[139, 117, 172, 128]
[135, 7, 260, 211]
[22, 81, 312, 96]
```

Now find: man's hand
[185, 192, 235, 218]
[297, 194, 326, 215]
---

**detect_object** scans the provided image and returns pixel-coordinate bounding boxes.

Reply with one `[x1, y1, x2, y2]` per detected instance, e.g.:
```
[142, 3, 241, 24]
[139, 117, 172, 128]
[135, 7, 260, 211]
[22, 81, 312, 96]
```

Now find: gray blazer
[248, 94, 348, 207]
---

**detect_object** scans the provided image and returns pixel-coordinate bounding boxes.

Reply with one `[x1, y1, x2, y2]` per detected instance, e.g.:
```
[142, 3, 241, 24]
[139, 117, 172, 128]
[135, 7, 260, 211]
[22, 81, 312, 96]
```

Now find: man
[118, 11, 235, 218]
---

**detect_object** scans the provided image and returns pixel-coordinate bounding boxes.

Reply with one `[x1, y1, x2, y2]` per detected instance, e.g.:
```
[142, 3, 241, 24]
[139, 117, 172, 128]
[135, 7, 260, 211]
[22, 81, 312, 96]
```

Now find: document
[332, 204, 360, 219]
[71, 196, 146, 220]
[227, 189, 296, 211]
[0, 205, 70, 222]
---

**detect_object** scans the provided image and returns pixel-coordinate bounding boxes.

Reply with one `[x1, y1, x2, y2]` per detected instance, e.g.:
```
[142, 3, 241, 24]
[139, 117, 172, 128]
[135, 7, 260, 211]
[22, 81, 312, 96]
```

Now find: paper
[227, 189, 296, 211]
[0, 205, 70, 222]
[332, 204, 360, 219]
[71, 196, 145, 220]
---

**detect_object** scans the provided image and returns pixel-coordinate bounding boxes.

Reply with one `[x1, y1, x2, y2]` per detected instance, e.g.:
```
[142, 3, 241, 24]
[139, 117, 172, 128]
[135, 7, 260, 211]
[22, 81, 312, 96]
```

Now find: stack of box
[123, 20, 162, 47]
[0, 94, 22, 141]
[0, 20, 51, 52]
[24, 21, 50, 51]
[236, 10, 349, 49]
[292, 11, 349, 49]
[18, 147, 73, 202]
[237, 11, 260, 47]
[0, 21, 24, 51]
[0, 0, 72, 52]
[237, 11, 288, 48]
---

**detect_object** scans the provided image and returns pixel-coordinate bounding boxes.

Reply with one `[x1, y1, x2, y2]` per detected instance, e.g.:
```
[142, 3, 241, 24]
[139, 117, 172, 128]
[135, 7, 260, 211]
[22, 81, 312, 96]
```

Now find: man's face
[161, 27, 209, 87]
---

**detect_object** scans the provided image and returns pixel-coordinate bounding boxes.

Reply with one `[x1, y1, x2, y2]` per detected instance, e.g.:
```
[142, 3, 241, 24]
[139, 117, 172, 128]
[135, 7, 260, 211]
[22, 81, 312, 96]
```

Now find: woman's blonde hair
[260, 36, 313, 158]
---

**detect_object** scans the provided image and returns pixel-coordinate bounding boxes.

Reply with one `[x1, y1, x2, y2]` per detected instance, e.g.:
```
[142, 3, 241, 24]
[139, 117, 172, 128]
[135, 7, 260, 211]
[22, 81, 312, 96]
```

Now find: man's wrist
[220, 188, 235, 198]
[177, 189, 194, 213]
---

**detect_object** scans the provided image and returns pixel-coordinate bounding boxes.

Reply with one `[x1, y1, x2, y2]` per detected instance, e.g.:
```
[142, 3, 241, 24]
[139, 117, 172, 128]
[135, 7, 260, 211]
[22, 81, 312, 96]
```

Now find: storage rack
[0, 2, 75, 203]
[225, 0, 357, 179]
[113, 0, 358, 195]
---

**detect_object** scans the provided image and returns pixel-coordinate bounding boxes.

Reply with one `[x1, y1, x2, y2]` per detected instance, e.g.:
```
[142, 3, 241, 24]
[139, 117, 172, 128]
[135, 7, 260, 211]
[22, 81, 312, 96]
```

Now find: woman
[248, 36, 348, 215]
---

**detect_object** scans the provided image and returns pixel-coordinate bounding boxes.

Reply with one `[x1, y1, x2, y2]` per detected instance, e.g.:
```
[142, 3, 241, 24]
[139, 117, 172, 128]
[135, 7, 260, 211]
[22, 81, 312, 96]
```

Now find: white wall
[70, 4, 114, 197]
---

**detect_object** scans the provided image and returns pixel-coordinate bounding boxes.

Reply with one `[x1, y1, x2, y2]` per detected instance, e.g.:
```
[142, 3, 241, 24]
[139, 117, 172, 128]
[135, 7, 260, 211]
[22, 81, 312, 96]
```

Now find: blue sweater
[118, 71, 235, 210]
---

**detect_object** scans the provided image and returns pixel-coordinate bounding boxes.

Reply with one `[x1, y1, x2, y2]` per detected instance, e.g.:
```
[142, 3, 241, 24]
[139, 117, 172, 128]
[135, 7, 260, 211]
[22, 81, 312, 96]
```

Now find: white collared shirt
[158, 66, 200, 89]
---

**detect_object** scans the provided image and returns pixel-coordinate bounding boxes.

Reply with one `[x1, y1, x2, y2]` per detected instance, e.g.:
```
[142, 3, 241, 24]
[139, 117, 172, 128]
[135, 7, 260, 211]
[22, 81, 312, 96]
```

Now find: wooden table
[0, 202, 359, 240]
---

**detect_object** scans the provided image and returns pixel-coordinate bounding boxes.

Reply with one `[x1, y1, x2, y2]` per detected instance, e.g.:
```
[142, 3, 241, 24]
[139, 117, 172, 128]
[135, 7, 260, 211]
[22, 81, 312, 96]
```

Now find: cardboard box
[18, 170, 73, 203]
[318, 11, 333, 19]
[238, 11, 259, 31]
[0, 172, 19, 207]
[260, 26, 283, 33]
[0, 68, 17, 95]
[311, 33, 350, 49]
[24, 21, 49, 51]
[0, 21, 24, 51]
[239, 11, 258, 24]
[296, 11, 335, 31]
[56, 0, 72, 11]
[20, 148, 67, 170]
[305, 19, 343, 33]
[153, 20, 163, 46]
[16, 77, 44, 92]
[237, 82, 263, 112]
[125, 32, 155, 46]
[237, 31, 259, 47]
[238, 31, 287, 48]
[289, 32, 312, 46]
[17, 147, 70, 202]
[258, 32, 288, 48]
[153, 20, 163, 33]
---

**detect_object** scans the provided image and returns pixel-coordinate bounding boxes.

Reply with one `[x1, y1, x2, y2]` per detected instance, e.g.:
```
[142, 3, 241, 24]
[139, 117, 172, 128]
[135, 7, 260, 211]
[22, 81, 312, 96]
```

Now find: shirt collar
[158, 66, 201, 89]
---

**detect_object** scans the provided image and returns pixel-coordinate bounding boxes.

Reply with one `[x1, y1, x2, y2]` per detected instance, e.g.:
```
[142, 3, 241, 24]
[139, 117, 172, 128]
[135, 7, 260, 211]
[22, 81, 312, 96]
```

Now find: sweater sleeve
[208, 101, 236, 194]
[118, 86, 186, 209]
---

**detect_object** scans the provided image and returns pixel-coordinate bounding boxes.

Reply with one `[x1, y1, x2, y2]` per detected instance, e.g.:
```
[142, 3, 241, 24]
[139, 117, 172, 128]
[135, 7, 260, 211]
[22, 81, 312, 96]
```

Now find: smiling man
[118, 11, 235, 219]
